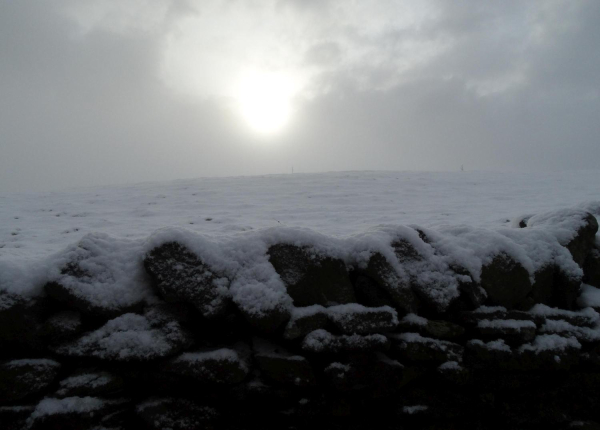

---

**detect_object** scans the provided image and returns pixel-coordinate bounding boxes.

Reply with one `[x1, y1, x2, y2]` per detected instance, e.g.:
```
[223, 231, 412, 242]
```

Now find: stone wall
[2, 210, 600, 429]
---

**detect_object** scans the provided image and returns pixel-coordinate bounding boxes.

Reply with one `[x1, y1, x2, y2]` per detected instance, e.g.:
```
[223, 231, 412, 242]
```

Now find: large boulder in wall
[528, 210, 598, 268]
[268, 244, 356, 307]
[144, 242, 231, 319]
[360, 252, 420, 314]
[480, 253, 531, 309]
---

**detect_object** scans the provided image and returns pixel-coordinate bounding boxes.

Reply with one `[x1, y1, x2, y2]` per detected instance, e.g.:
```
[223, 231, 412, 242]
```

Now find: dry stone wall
[2, 210, 600, 429]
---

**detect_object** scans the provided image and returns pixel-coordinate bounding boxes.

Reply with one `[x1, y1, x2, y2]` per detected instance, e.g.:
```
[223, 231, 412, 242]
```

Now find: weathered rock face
[0, 359, 60, 402]
[0, 293, 46, 353]
[566, 213, 599, 268]
[163, 346, 250, 385]
[584, 247, 600, 288]
[480, 253, 532, 308]
[360, 252, 420, 314]
[268, 244, 356, 307]
[53, 311, 193, 361]
[136, 398, 219, 430]
[144, 242, 231, 319]
[55, 369, 124, 398]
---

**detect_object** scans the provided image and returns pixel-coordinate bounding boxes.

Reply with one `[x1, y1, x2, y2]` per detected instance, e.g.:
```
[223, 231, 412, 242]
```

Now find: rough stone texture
[0, 359, 60, 402]
[164, 346, 250, 385]
[53, 312, 193, 361]
[28, 397, 129, 430]
[55, 369, 124, 398]
[480, 253, 532, 308]
[389, 333, 464, 365]
[0, 292, 45, 352]
[268, 244, 356, 307]
[566, 213, 599, 268]
[0, 406, 35, 430]
[302, 329, 390, 353]
[136, 398, 219, 430]
[42, 311, 83, 345]
[476, 319, 537, 344]
[255, 353, 316, 387]
[361, 252, 420, 314]
[398, 317, 465, 341]
[238, 304, 291, 334]
[284, 306, 329, 340]
[327, 304, 398, 334]
[144, 242, 231, 319]
[584, 247, 600, 288]
[44, 260, 145, 319]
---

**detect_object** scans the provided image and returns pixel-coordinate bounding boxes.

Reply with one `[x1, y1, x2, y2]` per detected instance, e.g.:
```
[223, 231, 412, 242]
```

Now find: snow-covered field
[1, 170, 599, 305]
[2, 170, 600, 261]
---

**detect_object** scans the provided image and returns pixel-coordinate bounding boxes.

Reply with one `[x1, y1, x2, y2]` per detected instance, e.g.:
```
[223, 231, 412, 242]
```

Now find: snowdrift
[2, 205, 600, 429]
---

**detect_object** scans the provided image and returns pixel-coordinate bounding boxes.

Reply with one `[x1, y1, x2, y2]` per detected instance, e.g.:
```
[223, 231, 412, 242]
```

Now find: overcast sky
[1, 0, 599, 192]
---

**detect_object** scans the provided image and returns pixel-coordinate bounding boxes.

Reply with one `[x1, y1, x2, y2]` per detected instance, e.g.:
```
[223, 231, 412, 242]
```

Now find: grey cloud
[1, 1, 599, 192]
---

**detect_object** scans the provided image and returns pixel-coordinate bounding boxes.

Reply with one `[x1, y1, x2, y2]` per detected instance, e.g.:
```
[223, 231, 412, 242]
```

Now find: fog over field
[1, 1, 600, 192]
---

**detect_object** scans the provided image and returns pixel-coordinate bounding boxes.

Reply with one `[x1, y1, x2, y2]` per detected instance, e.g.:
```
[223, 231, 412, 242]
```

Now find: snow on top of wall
[0, 171, 598, 314]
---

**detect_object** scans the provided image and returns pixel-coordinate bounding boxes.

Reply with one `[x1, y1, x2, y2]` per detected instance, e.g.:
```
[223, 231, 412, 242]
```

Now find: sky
[1, 0, 599, 193]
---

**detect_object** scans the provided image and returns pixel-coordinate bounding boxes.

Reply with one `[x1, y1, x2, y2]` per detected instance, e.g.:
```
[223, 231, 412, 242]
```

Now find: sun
[236, 71, 295, 135]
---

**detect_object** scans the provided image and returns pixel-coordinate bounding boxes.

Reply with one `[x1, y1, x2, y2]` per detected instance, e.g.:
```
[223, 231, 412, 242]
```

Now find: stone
[479, 253, 532, 308]
[389, 333, 463, 365]
[0, 358, 61, 402]
[0, 406, 35, 430]
[284, 305, 329, 340]
[517, 334, 581, 370]
[361, 252, 420, 314]
[254, 339, 316, 387]
[584, 247, 600, 288]
[464, 339, 516, 370]
[237, 303, 291, 334]
[55, 369, 124, 398]
[352, 275, 398, 309]
[268, 243, 356, 307]
[27, 397, 129, 430]
[144, 242, 231, 319]
[164, 345, 250, 385]
[44, 280, 142, 320]
[397, 314, 465, 341]
[529, 265, 556, 306]
[0, 292, 45, 352]
[327, 304, 398, 334]
[302, 329, 390, 353]
[136, 398, 219, 430]
[42, 311, 83, 345]
[475, 319, 537, 344]
[565, 213, 599, 268]
[53, 311, 193, 362]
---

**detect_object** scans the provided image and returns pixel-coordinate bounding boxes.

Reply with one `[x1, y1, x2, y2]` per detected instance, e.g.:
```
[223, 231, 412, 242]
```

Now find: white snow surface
[477, 319, 537, 330]
[1, 171, 599, 312]
[519, 334, 582, 353]
[29, 396, 105, 419]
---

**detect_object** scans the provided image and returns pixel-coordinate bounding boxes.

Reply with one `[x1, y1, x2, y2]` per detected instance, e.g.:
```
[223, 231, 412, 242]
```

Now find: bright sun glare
[237, 72, 295, 135]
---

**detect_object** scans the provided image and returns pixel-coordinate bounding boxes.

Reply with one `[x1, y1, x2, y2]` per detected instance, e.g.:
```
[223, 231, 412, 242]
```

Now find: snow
[54, 313, 188, 360]
[302, 329, 388, 352]
[5, 358, 60, 368]
[29, 396, 105, 419]
[540, 320, 600, 342]
[438, 361, 462, 370]
[578, 284, 600, 308]
[0, 171, 598, 313]
[172, 348, 248, 372]
[402, 313, 428, 326]
[403, 405, 428, 414]
[529, 304, 599, 321]
[477, 319, 537, 330]
[469, 339, 512, 352]
[518, 334, 581, 354]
